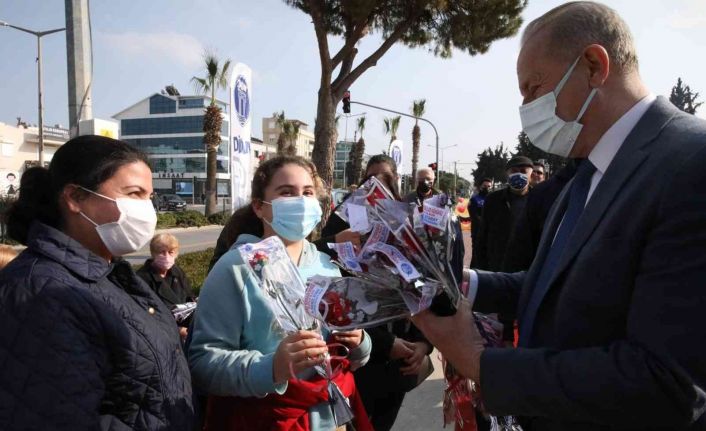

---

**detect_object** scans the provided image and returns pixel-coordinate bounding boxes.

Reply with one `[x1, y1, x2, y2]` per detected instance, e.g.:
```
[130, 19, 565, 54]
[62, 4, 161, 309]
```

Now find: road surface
[391, 352, 448, 431]
[124, 225, 223, 266]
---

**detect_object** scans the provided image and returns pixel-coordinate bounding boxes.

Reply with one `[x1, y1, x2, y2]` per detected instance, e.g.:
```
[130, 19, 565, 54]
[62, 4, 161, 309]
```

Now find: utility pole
[65, 0, 93, 137]
[1, 21, 65, 166]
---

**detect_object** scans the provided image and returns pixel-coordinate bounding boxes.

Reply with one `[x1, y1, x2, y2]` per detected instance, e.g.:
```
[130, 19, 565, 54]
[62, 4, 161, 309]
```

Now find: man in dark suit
[413, 2, 706, 430]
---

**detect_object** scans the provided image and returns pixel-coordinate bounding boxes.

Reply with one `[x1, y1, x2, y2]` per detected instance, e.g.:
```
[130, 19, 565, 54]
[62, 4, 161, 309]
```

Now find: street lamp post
[349, 100, 441, 188]
[1, 21, 65, 166]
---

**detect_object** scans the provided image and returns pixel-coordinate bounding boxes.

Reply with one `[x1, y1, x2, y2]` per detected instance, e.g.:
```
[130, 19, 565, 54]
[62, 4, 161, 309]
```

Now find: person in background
[471, 156, 534, 272]
[470, 178, 492, 240]
[530, 161, 547, 186]
[0, 244, 18, 270]
[0, 135, 193, 430]
[188, 155, 372, 431]
[404, 167, 437, 204]
[137, 233, 196, 340]
[317, 154, 401, 256]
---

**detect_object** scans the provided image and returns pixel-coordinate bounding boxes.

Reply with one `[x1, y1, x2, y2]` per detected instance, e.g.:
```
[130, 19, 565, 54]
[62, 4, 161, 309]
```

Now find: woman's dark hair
[365, 154, 398, 177]
[6, 135, 149, 245]
[222, 155, 320, 248]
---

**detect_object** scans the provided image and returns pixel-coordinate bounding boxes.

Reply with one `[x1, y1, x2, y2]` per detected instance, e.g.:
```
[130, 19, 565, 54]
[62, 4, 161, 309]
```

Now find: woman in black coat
[0, 136, 193, 430]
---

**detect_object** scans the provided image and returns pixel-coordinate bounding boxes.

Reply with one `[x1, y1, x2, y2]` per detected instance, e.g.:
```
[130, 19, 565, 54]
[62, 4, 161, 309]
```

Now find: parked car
[159, 194, 187, 212]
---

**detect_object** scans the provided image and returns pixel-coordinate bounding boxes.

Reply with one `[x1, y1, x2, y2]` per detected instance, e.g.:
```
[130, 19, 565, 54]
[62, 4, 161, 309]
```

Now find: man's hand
[399, 340, 428, 375]
[412, 298, 485, 383]
[389, 337, 414, 360]
[334, 229, 362, 250]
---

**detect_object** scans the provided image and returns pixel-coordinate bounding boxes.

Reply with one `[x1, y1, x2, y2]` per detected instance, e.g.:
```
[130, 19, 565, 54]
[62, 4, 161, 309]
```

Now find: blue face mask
[508, 172, 529, 190]
[262, 196, 322, 241]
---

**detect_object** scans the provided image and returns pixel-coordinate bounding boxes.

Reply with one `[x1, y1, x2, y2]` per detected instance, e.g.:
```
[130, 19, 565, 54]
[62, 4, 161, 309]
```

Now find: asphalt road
[391, 352, 448, 431]
[124, 225, 223, 266]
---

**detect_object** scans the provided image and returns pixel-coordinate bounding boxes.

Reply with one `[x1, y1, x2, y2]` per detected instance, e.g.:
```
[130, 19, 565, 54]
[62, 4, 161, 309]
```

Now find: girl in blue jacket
[189, 155, 371, 430]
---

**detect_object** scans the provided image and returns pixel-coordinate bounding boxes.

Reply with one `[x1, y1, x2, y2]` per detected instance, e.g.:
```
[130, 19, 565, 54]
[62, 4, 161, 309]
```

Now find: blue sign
[233, 136, 251, 154]
[234, 75, 250, 126]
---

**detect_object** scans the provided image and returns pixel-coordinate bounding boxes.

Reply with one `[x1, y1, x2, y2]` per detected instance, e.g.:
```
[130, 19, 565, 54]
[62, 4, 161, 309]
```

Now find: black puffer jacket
[0, 222, 194, 430]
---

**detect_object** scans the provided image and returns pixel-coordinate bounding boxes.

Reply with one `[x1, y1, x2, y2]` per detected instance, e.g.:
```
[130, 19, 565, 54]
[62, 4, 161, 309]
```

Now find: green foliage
[383, 116, 401, 143]
[283, 0, 527, 58]
[670, 77, 703, 115]
[513, 131, 566, 176]
[207, 210, 232, 225]
[156, 212, 177, 229]
[438, 171, 471, 196]
[472, 143, 511, 186]
[411, 99, 426, 180]
[174, 210, 209, 228]
[175, 248, 215, 294]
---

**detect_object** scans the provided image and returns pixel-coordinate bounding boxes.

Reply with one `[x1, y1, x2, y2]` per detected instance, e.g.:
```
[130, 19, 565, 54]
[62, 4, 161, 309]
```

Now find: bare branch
[332, 17, 416, 99]
[305, 0, 333, 78]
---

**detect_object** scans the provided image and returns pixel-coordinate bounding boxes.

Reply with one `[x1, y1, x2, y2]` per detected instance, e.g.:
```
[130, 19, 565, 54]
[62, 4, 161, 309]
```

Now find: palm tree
[274, 111, 288, 155]
[411, 99, 426, 184]
[285, 121, 300, 156]
[191, 52, 231, 216]
[347, 116, 366, 185]
[383, 116, 401, 143]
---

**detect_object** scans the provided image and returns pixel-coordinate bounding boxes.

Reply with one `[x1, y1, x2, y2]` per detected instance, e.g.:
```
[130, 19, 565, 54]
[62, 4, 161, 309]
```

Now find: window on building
[121, 116, 228, 136]
[178, 97, 206, 110]
[148, 156, 228, 175]
[149, 95, 177, 114]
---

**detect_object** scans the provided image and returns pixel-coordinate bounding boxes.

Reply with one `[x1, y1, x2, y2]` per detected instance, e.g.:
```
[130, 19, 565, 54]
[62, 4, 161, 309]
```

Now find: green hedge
[156, 213, 177, 229]
[174, 210, 209, 228]
[207, 210, 232, 225]
[176, 248, 214, 294]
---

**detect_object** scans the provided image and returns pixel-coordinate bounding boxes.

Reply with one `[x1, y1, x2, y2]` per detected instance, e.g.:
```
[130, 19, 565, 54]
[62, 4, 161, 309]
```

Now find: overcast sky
[2, 0, 705, 179]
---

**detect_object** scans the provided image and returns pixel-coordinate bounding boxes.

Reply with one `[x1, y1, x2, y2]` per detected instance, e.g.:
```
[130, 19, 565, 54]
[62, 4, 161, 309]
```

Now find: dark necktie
[518, 159, 597, 347]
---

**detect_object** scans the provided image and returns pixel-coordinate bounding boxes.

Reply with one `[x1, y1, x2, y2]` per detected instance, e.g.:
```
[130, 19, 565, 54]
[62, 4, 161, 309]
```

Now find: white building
[113, 92, 230, 203]
[261, 116, 315, 159]
[0, 120, 70, 196]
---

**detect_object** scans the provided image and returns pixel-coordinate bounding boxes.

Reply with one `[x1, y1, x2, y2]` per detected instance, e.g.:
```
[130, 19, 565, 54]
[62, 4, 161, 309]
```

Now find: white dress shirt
[466, 93, 657, 304]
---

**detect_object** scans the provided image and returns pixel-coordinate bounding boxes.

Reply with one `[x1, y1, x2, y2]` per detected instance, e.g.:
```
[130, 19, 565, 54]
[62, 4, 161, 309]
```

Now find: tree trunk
[205, 147, 217, 215]
[412, 123, 420, 191]
[312, 87, 337, 224]
[203, 105, 222, 216]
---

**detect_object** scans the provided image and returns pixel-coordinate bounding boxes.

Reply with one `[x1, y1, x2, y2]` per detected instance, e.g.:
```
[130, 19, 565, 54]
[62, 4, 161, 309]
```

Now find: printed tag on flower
[359, 222, 390, 260]
[369, 243, 422, 282]
[421, 201, 448, 231]
[327, 242, 363, 272]
[304, 276, 330, 320]
[347, 203, 370, 233]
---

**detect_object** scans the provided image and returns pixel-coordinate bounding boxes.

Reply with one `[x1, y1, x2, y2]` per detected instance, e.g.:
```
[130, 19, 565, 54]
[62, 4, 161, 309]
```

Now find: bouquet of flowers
[237, 236, 354, 427]
[303, 176, 461, 331]
[171, 302, 198, 325]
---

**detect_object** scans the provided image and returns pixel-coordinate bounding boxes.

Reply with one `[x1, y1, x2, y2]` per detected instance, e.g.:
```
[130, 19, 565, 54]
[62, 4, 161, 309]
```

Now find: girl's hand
[399, 341, 428, 375]
[332, 329, 364, 348]
[273, 330, 328, 384]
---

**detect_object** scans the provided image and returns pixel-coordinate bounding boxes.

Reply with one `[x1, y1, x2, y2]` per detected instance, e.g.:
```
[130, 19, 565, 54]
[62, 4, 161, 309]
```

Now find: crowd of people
[1, 1, 705, 430]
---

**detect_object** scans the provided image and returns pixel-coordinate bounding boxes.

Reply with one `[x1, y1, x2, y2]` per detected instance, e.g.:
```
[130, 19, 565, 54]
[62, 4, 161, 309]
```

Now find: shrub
[174, 210, 208, 227]
[207, 210, 232, 226]
[156, 212, 177, 229]
[176, 248, 214, 294]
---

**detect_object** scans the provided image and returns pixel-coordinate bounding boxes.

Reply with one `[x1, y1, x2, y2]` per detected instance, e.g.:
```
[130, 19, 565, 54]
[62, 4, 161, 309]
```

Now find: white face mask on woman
[79, 187, 157, 256]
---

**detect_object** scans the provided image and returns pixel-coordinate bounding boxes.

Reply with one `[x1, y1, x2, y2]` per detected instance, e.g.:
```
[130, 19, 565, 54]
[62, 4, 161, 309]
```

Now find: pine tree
[670, 77, 703, 115]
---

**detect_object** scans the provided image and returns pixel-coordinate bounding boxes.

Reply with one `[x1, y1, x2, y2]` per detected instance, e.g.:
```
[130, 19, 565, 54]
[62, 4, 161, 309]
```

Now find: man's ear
[583, 44, 610, 88]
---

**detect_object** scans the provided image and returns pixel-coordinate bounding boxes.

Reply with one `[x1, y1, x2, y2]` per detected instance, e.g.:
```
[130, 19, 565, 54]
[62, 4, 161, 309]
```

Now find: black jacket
[137, 260, 196, 310]
[502, 162, 577, 273]
[471, 187, 529, 272]
[0, 222, 194, 430]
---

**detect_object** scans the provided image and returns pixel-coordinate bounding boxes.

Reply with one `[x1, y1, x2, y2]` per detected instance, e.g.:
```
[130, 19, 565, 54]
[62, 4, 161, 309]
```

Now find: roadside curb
[155, 225, 223, 234]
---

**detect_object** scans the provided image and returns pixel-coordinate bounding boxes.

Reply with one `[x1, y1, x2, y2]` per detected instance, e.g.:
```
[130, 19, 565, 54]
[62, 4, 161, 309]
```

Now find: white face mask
[519, 56, 598, 158]
[79, 187, 157, 256]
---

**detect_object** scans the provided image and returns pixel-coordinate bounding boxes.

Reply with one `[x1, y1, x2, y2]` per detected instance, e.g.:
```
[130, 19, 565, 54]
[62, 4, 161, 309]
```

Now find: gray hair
[416, 167, 435, 180]
[522, 1, 638, 73]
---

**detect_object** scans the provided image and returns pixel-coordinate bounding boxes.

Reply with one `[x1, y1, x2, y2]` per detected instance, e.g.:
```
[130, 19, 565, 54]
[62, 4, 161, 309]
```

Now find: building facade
[261, 116, 315, 159]
[250, 136, 278, 170]
[0, 120, 70, 196]
[333, 140, 358, 188]
[113, 93, 230, 203]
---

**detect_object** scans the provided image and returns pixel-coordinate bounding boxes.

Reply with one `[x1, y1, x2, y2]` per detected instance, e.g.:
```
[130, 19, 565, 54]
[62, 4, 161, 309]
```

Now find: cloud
[668, 1, 706, 29]
[100, 31, 205, 69]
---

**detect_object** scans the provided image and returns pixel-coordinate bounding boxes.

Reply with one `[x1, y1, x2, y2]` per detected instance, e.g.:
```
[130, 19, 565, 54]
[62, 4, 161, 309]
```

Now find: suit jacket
[471, 187, 529, 271]
[473, 97, 706, 430]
